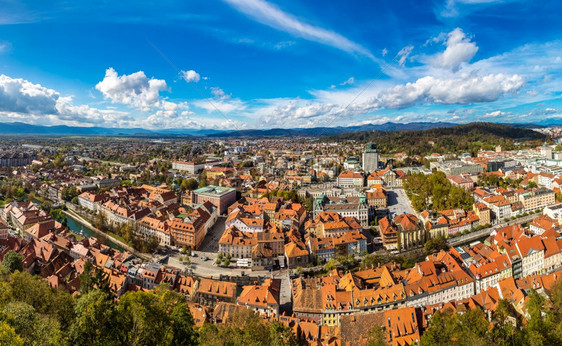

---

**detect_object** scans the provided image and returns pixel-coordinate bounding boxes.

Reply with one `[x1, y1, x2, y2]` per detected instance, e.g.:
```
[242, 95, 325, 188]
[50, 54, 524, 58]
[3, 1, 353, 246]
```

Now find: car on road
[201, 256, 208, 261]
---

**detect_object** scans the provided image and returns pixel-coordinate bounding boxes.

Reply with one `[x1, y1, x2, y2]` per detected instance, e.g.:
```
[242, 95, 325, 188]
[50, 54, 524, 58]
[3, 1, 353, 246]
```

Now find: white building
[516, 236, 545, 277]
[543, 203, 562, 223]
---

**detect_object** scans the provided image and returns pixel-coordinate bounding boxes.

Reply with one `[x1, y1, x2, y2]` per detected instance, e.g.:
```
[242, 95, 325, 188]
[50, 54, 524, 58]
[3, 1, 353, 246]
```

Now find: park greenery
[404, 171, 474, 212]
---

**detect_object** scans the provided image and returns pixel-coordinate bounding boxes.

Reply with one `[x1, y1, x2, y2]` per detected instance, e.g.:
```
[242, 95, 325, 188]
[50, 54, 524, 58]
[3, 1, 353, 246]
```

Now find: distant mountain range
[205, 122, 462, 137]
[0, 120, 548, 137]
[0, 122, 221, 136]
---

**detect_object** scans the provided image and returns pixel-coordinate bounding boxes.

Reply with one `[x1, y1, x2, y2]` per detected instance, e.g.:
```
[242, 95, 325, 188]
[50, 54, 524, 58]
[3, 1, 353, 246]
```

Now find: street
[198, 216, 226, 253]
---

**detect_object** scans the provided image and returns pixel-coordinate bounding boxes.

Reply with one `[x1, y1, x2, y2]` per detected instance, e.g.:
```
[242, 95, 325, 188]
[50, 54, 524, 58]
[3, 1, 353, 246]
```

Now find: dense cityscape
[0, 122, 559, 345]
[2, 0, 562, 345]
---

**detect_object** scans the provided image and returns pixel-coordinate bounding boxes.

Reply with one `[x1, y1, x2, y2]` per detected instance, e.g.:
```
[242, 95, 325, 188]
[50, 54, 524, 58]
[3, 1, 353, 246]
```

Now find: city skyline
[1, 0, 561, 130]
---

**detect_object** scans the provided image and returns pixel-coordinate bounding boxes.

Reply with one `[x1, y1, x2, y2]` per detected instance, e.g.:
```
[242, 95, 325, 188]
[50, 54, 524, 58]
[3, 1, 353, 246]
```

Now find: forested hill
[323, 122, 547, 155]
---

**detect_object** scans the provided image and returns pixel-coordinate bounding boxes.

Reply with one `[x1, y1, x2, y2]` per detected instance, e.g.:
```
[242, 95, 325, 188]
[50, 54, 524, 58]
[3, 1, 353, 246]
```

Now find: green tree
[424, 237, 448, 256]
[2, 271, 74, 333]
[69, 290, 122, 346]
[198, 171, 208, 188]
[199, 309, 280, 346]
[324, 259, 336, 272]
[118, 287, 197, 346]
[79, 261, 94, 293]
[155, 286, 198, 345]
[491, 299, 524, 346]
[118, 290, 167, 345]
[269, 321, 299, 346]
[525, 289, 551, 345]
[182, 178, 199, 191]
[1, 251, 23, 273]
[0, 321, 23, 346]
[367, 325, 386, 346]
[420, 308, 490, 346]
[3, 301, 63, 346]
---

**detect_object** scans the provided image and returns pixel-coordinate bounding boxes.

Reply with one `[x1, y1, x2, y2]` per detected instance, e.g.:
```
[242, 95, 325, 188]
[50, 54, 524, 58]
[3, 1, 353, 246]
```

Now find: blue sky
[0, 0, 561, 129]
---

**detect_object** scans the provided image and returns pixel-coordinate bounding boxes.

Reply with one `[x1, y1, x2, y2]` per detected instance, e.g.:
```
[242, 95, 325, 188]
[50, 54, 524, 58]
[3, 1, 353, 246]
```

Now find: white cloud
[180, 70, 201, 83]
[0, 74, 133, 126]
[382, 48, 388, 57]
[274, 101, 338, 120]
[482, 110, 510, 118]
[339, 77, 355, 86]
[151, 100, 190, 119]
[95, 68, 168, 109]
[95, 67, 191, 124]
[397, 46, 414, 66]
[527, 90, 539, 96]
[0, 74, 59, 114]
[431, 28, 478, 71]
[372, 73, 523, 108]
[223, 0, 374, 60]
[210, 87, 230, 100]
[255, 72, 524, 126]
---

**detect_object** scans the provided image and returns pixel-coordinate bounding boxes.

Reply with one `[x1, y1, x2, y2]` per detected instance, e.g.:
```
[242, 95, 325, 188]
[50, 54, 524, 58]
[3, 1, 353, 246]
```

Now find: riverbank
[63, 208, 152, 261]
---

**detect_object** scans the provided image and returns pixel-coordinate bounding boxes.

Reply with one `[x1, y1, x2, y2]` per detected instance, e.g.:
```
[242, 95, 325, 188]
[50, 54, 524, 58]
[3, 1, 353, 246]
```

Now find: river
[58, 214, 125, 252]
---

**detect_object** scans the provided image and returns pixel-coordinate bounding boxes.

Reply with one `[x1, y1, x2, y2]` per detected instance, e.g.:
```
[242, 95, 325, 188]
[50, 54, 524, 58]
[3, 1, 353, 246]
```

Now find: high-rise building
[362, 143, 379, 172]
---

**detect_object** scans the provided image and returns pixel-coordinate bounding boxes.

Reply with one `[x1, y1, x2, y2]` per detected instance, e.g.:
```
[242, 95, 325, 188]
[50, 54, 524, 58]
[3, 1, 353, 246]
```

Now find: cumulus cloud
[96, 68, 168, 109]
[249, 70, 524, 128]
[371, 73, 523, 108]
[0, 74, 133, 126]
[0, 74, 59, 114]
[431, 28, 478, 71]
[180, 70, 200, 83]
[95, 67, 191, 123]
